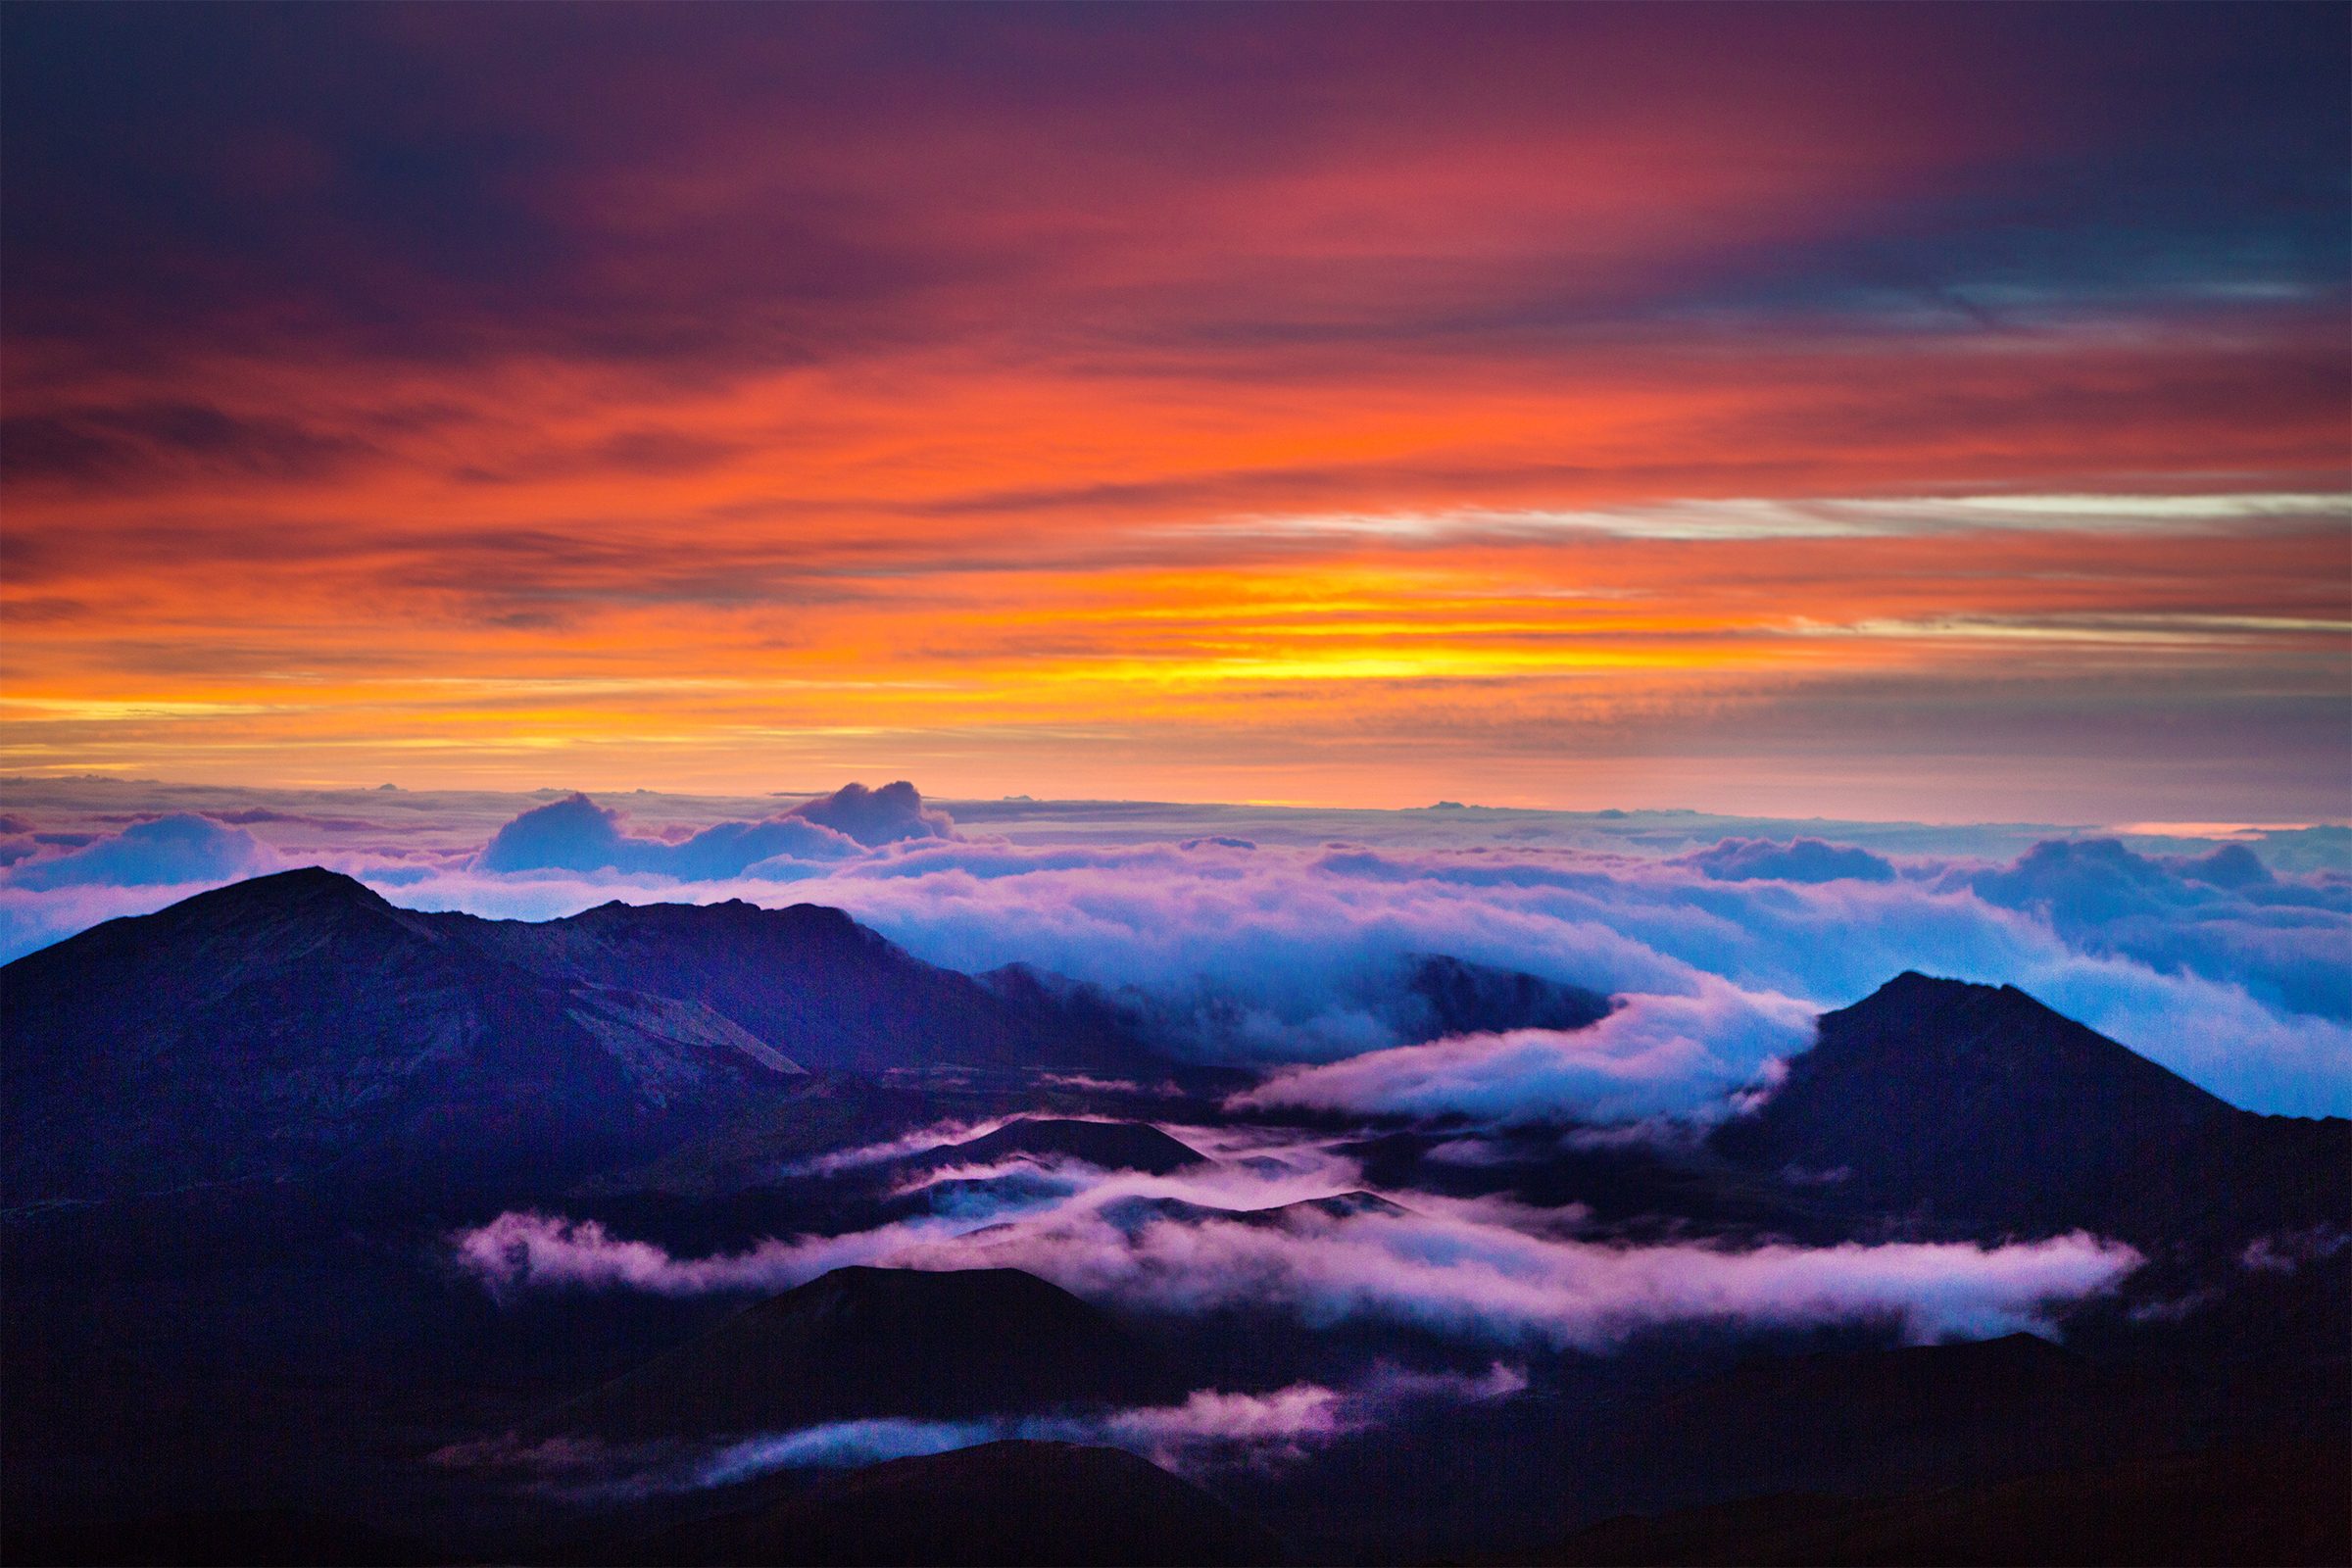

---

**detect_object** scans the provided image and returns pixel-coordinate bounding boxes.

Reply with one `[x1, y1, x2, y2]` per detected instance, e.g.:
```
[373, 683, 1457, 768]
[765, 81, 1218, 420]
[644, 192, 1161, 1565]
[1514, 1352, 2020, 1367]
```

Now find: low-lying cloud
[1237, 984, 1817, 1127]
[454, 1136, 2142, 1350]
[1, 812, 278, 891]
[438, 1363, 1526, 1499]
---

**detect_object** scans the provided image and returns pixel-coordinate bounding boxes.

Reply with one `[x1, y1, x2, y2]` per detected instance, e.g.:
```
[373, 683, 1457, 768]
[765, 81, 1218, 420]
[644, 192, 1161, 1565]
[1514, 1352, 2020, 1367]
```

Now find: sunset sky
[4, 3, 2346, 820]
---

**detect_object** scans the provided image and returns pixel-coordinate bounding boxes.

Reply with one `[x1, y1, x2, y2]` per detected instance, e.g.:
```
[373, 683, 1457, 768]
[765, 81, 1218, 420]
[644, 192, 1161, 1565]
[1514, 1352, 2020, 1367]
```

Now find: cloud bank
[1683, 837, 1897, 884]
[454, 1136, 2142, 1350]
[2, 780, 2344, 1115]
[473, 780, 952, 877]
[438, 1363, 1528, 1499]
[1236, 985, 1818, 1127]
[1, 812, 279, 891]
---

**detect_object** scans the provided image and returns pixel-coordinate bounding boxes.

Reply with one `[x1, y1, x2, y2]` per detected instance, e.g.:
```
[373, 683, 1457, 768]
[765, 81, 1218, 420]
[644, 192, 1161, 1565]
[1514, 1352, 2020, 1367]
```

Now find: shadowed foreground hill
[1712, 971, 2349, 1249]
[643, 1441, 1290, 1567]
[540, 1266, 1181, 1442]
[1538, 1437, 2350, 1567]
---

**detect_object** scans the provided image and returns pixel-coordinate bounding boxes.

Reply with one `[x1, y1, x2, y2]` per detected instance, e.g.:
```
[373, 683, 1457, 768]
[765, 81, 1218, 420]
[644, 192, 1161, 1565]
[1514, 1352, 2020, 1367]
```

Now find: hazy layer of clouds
[473, 792, 860, 877]
[454, 1140, 2142, 1349]
[435, 1364, 1528, 1499]
[472, 780, 951, 877]
[1, 779, 2344, 1114]
[1236, 985, 1817, 1126]
[1, 812, 277, 890]
[1682, 837, 1896, 884]
[694, 1367, 1524, 1488]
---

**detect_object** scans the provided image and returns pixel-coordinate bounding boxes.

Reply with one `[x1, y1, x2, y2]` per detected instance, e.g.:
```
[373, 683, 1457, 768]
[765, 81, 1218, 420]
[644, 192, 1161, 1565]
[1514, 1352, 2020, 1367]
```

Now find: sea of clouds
[1, 776, 2346, 1115]
[455, 1153, 2139, 1351]
[441, 1125, 2141, 1484]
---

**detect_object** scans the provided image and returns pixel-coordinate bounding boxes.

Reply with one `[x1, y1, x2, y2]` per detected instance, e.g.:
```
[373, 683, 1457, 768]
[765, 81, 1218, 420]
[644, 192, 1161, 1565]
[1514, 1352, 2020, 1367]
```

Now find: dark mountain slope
[1711, 971, 2349, 1249]
[1, 871, 1163, 1202]
[467, 898, 1146, 1074]
[0, 1505, 433, 1568]
[1096, 1189, 1411, 1236]
[539, 1265, 1181, 1441]
[907, 1117, 1209, 1176]
[1, 869, 786, 1201]
[1617, 1334, 2132, 1503]
[1395, 953, 1613, 1040]
[642, 1441, 1289, 1567]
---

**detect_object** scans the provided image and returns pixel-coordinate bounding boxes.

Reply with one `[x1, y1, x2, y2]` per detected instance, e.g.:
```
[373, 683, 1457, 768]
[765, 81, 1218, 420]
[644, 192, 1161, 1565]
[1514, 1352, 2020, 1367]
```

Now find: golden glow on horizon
[3, 7, 2345, 820]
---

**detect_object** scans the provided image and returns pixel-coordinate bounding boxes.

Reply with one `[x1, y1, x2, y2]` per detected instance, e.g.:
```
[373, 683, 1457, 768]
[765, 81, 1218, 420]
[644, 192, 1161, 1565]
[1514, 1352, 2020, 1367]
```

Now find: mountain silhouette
[1395, 954, 1613, 1040]
[1, 870, 1160, 1201]
[539, 1265, 1181, 1441]
[641, 1440, 1289, 1566]
[906, 1117, 1210, 1177]
[1712, 972, 2349, 1247]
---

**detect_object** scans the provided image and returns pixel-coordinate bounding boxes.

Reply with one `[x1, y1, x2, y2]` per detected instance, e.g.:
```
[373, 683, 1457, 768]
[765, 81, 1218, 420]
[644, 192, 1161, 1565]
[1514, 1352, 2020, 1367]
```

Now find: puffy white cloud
[787, 780, 958, 848]
[467, 782, 957, 877]
[1, 813, 279, 891]
[453, 1137, 2142, 1351]
[1237, 984, 1817, 1126]
[1947, 837, 2352, 1023]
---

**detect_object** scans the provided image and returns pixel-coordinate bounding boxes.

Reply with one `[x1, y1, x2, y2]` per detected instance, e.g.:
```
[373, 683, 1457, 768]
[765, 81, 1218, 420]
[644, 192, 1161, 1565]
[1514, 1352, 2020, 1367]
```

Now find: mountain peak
[188, 864, 392, 911]
[1713, 972, 2254, 1241]
[1857, 969, 2013, 1007]
[1825, 971, 2230, 1115]
[915, 1118, 1210, 1176]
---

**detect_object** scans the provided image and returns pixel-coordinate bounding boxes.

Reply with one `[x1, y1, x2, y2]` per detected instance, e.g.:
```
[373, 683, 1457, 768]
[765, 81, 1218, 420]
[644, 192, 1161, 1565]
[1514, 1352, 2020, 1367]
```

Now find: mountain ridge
[0, 869, 1160, 1201]
[1713, 970, 2347, 1249]
[538, 1264, 1184, 1442]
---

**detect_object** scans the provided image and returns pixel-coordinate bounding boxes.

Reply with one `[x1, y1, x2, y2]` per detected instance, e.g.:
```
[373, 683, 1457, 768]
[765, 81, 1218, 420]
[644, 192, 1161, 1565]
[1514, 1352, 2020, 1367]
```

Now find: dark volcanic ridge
[906, 1117, 1211, 1177]
[640, 1439, 1290, 1567]
[536, 1265, 1183, 1443]
[1712, 971, 2349, 1250]
[0, 869, 1162, 1201]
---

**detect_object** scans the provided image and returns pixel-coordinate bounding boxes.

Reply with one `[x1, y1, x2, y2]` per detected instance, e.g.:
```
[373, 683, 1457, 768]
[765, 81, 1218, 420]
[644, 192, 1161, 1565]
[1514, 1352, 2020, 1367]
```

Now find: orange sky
[3, 6, 2346, 819]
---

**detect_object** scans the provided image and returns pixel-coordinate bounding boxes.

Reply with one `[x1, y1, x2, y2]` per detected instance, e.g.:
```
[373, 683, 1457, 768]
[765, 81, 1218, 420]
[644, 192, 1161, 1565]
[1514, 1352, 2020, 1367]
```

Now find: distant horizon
[4, 768, 2348, 836]
[5, 773, 2345, 1117]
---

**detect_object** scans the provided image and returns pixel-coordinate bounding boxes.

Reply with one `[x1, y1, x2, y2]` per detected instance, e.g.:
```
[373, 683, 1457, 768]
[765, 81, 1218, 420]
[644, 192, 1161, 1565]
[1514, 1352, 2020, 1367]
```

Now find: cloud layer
[1236, 985, 1817, 1127]
[2, 782, 2345, 1115]
[453, 1133, 2142, 1351]
[437, 1364, 1529, 1499]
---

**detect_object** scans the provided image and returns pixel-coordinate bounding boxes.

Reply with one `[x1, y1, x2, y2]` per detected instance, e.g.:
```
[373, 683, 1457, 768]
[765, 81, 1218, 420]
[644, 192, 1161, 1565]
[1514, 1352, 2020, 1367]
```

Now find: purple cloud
[785, 780, 959, 848]
[469, 781, 955, 877]
[453, 1140, 2142, 1349]
[1682, 837, 1897, 884]
[438, 1363, 1527, 1500]
[473, 791, 862, 877]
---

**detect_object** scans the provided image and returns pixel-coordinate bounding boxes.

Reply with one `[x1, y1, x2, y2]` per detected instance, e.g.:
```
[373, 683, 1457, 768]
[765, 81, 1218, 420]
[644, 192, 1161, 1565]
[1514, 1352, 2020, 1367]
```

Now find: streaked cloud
[0, 7, 2341, 807]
